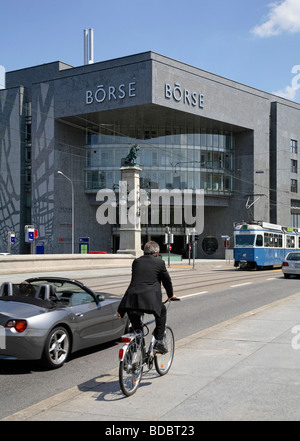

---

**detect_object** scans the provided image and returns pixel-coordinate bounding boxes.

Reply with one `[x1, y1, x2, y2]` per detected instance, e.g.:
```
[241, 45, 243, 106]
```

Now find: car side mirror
[97, 294, 105, 302]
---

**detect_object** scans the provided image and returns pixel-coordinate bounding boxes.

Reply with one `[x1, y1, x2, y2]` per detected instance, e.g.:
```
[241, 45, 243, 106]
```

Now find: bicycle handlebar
[163, 297, 181, 304]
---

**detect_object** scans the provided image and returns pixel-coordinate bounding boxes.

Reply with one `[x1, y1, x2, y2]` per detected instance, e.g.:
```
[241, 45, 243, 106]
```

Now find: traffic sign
[25, 225, 35, 242]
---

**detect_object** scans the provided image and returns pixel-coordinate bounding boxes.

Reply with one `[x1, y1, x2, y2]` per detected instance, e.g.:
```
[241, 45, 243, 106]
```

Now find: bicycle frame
[118, 318, 155, 365]
[118, 299, 179, 396]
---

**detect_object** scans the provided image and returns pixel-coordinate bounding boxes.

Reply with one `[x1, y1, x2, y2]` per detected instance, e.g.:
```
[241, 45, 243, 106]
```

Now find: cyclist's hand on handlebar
[168, 295, 180, 301]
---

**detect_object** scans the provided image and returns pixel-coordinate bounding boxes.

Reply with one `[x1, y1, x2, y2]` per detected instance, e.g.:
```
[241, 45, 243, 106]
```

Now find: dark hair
[144, 241, 160, 255]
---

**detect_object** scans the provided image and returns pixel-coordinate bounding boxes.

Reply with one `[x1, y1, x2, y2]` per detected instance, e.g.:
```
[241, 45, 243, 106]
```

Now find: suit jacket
[118, 255, 173, 317]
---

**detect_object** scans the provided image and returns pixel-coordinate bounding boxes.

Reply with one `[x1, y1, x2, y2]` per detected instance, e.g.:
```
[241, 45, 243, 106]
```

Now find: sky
[1, 0, 300, 102]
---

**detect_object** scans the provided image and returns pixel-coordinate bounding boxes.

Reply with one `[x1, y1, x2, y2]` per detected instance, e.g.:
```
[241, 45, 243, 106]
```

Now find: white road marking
[230, 282, 252, 288]
[180, 291, 208, 299]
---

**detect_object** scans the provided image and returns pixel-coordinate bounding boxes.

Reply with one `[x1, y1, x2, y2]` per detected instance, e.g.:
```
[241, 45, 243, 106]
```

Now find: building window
[291, 159, 298, 173]
[291, 139, 298, 154]
[202, 236, 218, 255]
[291, 179, 298, 193]
[291, 213, 300, 228]
[85, 126, 235, 194]
[291, 199, 300, 228]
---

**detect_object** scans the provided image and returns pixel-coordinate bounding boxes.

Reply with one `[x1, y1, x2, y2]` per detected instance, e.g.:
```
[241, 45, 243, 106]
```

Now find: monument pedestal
[117, 166, 143, 257]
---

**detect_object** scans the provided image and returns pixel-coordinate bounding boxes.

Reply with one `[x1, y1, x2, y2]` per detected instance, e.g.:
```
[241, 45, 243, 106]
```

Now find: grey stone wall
[0, 87, 23, 253]
[273, 100, 300, 227]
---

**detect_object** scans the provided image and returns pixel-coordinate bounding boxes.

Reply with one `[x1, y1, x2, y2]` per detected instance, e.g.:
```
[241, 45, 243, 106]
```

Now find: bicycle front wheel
[119, 342, 143, 396]
[154, 326, 175, 376]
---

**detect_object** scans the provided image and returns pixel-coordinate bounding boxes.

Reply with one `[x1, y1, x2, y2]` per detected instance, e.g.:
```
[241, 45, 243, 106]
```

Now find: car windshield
[29, 280, 84, 294]
[235, 235, 255, 247]
[286, 253, 300, 261]
[27, 279, 96, 306]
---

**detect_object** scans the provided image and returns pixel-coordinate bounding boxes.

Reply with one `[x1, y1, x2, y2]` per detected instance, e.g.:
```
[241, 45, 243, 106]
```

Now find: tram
[233, 221, 300, 269]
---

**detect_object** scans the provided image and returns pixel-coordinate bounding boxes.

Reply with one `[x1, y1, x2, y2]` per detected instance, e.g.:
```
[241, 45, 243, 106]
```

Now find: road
[0, 264, 298, 419]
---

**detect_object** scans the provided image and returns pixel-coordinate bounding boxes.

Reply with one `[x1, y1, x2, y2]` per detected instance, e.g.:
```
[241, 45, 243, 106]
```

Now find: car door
[70, 292, 113, 349]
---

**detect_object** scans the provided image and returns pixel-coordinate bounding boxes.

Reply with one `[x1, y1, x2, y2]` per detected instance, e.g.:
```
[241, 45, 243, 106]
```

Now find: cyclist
[118, 241, 177, 354]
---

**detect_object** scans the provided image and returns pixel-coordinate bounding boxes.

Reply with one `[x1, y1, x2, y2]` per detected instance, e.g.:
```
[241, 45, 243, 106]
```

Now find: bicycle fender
[119, 342, 130, 361]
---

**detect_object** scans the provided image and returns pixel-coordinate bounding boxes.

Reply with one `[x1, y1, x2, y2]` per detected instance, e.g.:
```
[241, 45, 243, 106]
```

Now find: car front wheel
[42, 326, 71, 369]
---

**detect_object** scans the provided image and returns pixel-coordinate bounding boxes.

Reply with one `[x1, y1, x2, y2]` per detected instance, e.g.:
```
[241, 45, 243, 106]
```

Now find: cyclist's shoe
[154, 340, 168, 354]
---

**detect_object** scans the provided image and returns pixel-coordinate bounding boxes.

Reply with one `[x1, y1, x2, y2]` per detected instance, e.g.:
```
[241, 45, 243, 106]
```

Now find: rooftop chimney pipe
[84, 28, 94, 65]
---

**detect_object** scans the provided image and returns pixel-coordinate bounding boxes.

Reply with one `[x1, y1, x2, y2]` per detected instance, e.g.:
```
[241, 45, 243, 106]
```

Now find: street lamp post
[57, 171, 74, 254]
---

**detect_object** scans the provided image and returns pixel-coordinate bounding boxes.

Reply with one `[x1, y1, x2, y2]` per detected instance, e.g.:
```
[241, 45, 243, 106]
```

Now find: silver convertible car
[0, 277, 128, 368]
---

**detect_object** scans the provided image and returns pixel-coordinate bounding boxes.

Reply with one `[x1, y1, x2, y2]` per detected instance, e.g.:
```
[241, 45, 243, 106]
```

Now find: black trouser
[127, 304, 167, 341]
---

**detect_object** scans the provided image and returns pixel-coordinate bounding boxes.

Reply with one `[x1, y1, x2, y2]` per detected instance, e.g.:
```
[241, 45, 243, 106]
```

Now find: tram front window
[235, 235, 255, 247]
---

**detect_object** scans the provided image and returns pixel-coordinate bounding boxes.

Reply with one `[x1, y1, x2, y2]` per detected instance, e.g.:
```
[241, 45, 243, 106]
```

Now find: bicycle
[118, 298, 180, 397]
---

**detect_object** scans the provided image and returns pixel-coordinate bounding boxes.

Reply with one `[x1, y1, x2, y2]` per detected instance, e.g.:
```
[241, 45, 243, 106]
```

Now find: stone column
[117, 166, 143, 257]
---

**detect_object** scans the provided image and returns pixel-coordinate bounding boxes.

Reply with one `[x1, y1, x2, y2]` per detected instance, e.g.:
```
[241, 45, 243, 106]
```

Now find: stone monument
[117, 145, 143, 257]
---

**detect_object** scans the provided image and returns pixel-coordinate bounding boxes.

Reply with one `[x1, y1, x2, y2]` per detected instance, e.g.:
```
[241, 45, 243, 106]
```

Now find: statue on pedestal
[122, 144, 140, 167]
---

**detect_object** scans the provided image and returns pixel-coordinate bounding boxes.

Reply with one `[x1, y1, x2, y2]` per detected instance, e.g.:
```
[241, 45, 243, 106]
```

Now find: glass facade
[85, 125, 234, 194]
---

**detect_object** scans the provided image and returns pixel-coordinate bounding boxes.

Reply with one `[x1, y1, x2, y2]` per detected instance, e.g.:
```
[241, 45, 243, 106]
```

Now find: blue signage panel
[79, 237, 90, 253]
[79, 237, 90, 243]
[28, 231, 34, 242]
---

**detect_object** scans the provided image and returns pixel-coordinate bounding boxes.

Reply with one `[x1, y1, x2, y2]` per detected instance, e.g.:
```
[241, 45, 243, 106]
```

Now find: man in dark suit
[118, 241, 177, 353]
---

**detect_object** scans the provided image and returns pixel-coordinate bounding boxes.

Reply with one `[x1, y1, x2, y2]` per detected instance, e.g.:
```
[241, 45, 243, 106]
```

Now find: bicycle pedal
[147, 356, 153, 370]
[153, 341, 168, 354]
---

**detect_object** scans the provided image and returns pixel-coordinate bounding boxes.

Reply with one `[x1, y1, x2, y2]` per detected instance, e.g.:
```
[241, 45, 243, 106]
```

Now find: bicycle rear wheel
[154, 325, 175, 376]
[119, 342, 143, 396]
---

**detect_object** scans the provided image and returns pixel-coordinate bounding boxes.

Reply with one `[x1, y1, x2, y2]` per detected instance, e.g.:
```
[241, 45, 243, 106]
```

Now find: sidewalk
[0, 259, 232, 285]
[3, 290, 300, 421]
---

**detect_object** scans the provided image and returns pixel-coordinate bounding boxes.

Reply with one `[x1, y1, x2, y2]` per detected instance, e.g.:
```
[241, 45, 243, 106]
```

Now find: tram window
[235, 235, 255, 246]
[269, 233, 274, 246]
[264, 232, 278, 247]
[274, 234, 282, 248]
[264, 233, 269, 247]
[287, 235, 295, 248]
[256, 235, 263, 246]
